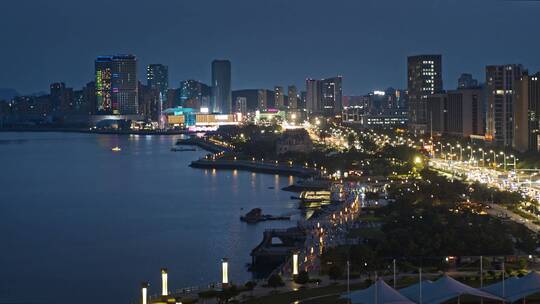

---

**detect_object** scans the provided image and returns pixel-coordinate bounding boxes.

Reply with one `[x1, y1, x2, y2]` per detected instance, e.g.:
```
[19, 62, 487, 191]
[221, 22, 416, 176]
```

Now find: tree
[267, 274, 284, 288]
[294, 271, 310, 284]
[328, 264, 343, 281]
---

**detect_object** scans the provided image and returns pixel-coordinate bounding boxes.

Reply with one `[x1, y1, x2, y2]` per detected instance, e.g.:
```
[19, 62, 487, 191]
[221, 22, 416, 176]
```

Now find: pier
[190, 158, 319, 178]
[250, 227, 306, 270]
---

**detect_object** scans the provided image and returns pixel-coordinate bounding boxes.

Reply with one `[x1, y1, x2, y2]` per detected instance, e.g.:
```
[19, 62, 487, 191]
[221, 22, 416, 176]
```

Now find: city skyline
[1, 0, 539, 95]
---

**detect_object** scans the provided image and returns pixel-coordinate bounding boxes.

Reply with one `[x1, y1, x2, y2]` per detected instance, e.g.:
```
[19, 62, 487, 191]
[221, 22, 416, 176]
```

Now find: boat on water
[171, 147, 197, 152]
[111, 146, 121, 152]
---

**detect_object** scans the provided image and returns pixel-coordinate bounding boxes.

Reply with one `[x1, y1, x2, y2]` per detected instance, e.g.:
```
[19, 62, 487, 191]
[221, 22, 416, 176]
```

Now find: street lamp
[222, 258, 229, 287]
[500, 151, 506, 171]
[478, 148, 485, 166]
[490, 150, 496, 168]
[292, 252, 299, 276]
[141, 282, 149, 304]
[457, 144, 463, 161]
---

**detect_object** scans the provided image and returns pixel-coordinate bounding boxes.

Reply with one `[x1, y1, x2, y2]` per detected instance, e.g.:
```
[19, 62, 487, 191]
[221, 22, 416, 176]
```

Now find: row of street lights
[435, 142, 517, 171]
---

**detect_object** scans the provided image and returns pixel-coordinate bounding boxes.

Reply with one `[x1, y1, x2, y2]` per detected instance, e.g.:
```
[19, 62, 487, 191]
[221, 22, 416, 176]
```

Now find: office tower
[446, 89, 484, 137]
[147, 64, 169, 106]
[166, 88, 180, 109]
[95, 56, 113, 113]
[320, 76, 343, 116]
[180, 80, 207, 109]
[485, 64, 524, 147]
[306, 79, 321, 115]
[273, 86, 285, 109]
[427, 89, 484, 138]
[232, 89, 260, 112]
[235, 97, 247, 114]
[407, 55, 443, 133]
[112, 55, 138, 115]
[515, 72, 540, 152]
[138, 83, 161, 121]
[83, 81, 96, 115]
[299, 91, 307, 110]
[50, 82, 73, 114]
[458, 73, 478, 89]
[257, 89, 267, 110]
[288, 85, 298, 109]
[211, 60, 232, 113]
[95, 55, 138, 115]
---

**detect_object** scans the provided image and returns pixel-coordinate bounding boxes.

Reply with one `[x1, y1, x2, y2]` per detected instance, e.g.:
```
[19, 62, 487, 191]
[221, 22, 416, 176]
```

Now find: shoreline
[0, 127, 188, 135]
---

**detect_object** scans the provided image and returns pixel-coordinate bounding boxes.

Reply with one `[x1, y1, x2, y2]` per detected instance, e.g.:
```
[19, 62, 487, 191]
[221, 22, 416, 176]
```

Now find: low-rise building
[276, 129, 313, 155]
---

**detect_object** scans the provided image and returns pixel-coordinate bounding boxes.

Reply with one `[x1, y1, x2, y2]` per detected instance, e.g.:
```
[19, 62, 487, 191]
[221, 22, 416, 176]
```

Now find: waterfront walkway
[190, 158, 319, 178]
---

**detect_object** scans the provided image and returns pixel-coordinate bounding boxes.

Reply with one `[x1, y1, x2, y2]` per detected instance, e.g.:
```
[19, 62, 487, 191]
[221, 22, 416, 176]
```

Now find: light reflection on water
[0, 132, 299, 304]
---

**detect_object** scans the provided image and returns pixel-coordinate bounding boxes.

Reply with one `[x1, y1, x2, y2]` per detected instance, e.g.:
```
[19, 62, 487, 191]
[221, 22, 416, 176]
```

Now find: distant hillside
[0, 88, 19, 101]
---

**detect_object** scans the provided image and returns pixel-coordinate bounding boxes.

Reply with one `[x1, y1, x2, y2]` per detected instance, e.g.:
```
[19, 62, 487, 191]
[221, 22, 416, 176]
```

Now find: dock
[250, 227, 306, 270]
[190, 158, 319, 178]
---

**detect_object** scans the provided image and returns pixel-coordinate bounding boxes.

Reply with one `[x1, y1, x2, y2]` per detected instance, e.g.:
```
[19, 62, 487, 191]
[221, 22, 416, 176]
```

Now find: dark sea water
[0, 132, 299, 303]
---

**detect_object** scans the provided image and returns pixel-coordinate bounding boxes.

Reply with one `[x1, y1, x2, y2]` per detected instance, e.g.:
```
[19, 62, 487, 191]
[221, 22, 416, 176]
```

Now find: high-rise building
[458, 73, 479, 89]
[514, 72, 540, 152]
[306, 79, 321, 115]
[235, 97, 247, 114]
[180, 80, 209, 110]
[138, 83, 161, 121]
[427, 89, 484, 138]
[147, 64, 169, 106]
[95, 56, 113, 113]
[407, 55, 443, 133]
[288, 85, 298, 110]
[320, 76, 343, 116]
[112, 55, 138, 115]
[95, 55, 138, 115]
[299, 91, 307, 110]
[258, 89, 268, 110]
[166, 88, 180, 109]
[50, 82, 73, 114]
[83, 81, 96, 115]
[446, 89, 484, 137]
[232, 89, 261, 112]
[211, 60, 232, 113]
[486, 64, 524, 147]
[274, 86, 285, 109]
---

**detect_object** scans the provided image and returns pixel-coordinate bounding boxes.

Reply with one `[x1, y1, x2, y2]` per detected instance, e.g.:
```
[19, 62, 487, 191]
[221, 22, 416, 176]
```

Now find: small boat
[111, 146, 121, 152]
[171, 147, 197, 152]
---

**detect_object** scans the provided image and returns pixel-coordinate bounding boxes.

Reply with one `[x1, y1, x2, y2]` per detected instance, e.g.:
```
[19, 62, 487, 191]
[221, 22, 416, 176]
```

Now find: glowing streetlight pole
[141, 282, 149, 304]
[292, 252, 299, 276]
[161, 268, 168, 296]
[222, 258, 229, 287]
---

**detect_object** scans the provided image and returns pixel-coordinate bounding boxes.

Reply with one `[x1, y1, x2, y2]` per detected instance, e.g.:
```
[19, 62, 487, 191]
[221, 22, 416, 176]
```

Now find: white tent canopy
[400, 275, 504, 304]
[399, 280, 433, 301]
[483, 271, 540, 302]
[342, 278, 415, 304]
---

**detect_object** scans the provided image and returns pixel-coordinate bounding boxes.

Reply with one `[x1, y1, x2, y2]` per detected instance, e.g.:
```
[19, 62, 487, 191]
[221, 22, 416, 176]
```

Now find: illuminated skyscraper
[407, 54, 443, 133]
[320, 76, 343, 116]
[306, 79, 321, 115]
[147, 64, 168, 104]
[274, 86, 285, 109]
[288, 85, 298, 110]
[95, 56, 113, 113]
[112, 55, 138, 115]
[211, 60, 232, 113]
[95, 55, 138, 114]
[514, 71, 539, 152]
[485, 64, 524, 147]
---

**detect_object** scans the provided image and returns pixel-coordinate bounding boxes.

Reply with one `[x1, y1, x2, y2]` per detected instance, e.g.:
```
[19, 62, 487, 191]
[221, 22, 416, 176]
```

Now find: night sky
[1, 0, 539, 95]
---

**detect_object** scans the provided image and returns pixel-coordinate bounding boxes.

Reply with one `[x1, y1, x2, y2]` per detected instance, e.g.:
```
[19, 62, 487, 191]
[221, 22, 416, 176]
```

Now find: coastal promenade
[190, 158, 319, 178]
